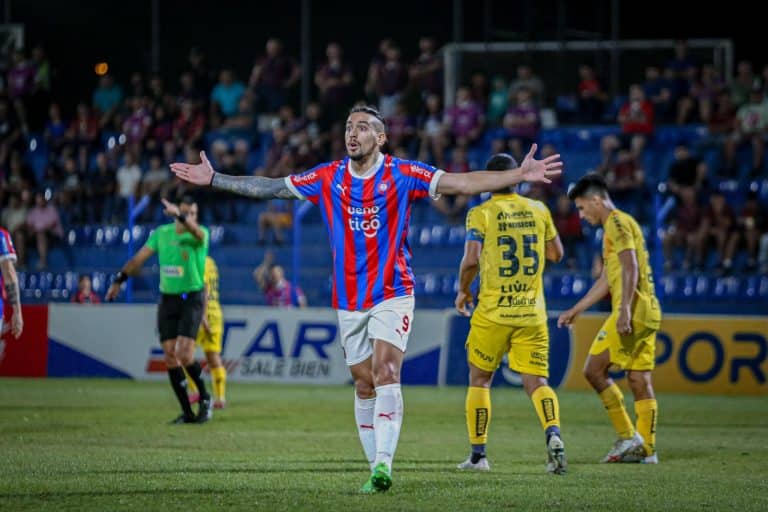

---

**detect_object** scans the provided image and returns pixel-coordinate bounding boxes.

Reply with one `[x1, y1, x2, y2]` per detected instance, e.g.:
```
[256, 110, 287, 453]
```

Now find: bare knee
[583, 362, 609, 391]
[163, 346, 178, 368]
[354, 378, 375, 399]
[521, 374, 548, 397]
[372, 361, 400, 387]
[627, 371, 654, 400]
[469, 364, 493, 388]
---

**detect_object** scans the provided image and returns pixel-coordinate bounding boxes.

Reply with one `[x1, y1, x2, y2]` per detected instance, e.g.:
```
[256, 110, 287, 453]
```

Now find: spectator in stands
[85, 152, 116, 223]
[601, 84, 654, 169]
[127, 71, 146, 101]
[642, 66, 674, 124]
[146, 104, 174, 155]
[141, 154, 171, 202]
[1, 191, 29, 268]
[31, 44, 52, 94]
[26, 191, 63, 270]
[210, 69, 246, 119]
[298, 101, 330, 151]
[503, 87, 540, 163]
[59, 156, 84, 224]
[444, 85, 484, 149]
[730, 60, 755, 109]
[416, 93, 448, 167]
[5, 151, 36, 194]
[92, 74, 123, 124]
[696, 91, 736, 154]
[367, 44, 408, 119]
[385, 101, 415, 151]
[604, 148, 645, 216]
[364, 38, 394, 103]
[66, 103, 100, 170]
[694, 191, 735, 272]
[253, 251, 307, 307]
[409, 37, 443, 98]
[432, 146, 470, 222]
[7, 49, 36, 106]
[43, 103, 68, 155]
[723, 191, 764, 273]
[115, 151, 142, 219]
[258, 199, 292, 245]
[315, 43, 354, 115]
[123, 97, 153, 154]
[249, 38, 300, 114]
[509, 64, 545, 106]
[486, 75, 509, 127]
[470, 71, 489, 108]
[575, 64, 607, 123]
[723, 87, 768, 178]
[177, 71, 205, 109]
[0, 98, 23, 166]
[552, 194, 583, 269]
[173, 99, 206, 150]
[664, 144, 708, 200]
[661, 186, 700, 271]
[680, 64, 725, 125]
[71, 275, 101, 304]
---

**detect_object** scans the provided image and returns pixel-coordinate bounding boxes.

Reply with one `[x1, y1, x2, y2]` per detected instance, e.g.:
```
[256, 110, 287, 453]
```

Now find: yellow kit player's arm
[616, 249, 639, 335]
[545, 236, 564, 263]
[201, 282, 211, 333]
[455, 240, 482, 317]
[557, 268, 610, 327]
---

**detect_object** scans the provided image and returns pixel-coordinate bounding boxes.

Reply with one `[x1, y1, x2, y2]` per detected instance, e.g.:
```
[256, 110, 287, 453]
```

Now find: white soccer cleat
[546, 435, 567, 474]
[457, 456, 491, 471]
[601, 431, 645, 463]
[621, 445, 659, 464]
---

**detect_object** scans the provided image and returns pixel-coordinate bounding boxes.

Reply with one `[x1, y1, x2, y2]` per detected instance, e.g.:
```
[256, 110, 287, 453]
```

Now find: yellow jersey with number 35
[466, 193, 558, 326]
[602, 209, 661, 329]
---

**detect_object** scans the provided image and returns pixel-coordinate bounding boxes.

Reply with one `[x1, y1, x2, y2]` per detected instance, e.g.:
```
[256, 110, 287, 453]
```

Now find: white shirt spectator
[116, 162, 142, 198]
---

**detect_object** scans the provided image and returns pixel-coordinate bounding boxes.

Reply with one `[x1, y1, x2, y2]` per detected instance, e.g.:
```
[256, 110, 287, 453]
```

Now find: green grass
[1, 379, 766, 511]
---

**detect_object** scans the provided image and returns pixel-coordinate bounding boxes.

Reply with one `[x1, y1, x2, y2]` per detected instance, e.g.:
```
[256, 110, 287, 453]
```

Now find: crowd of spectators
[0, 37, 765, 274]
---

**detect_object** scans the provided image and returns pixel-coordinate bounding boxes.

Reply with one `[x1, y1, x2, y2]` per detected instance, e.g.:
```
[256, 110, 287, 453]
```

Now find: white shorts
[336, 295, 415, 366]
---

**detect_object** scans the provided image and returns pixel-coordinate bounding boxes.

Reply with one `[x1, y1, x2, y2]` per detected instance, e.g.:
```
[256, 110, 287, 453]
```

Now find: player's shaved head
[349, 105, 386, 134]
[485, 153, 519, 171]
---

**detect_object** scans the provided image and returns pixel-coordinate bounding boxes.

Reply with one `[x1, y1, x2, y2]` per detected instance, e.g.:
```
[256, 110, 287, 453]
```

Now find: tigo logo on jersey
[347, 205, 382, 238]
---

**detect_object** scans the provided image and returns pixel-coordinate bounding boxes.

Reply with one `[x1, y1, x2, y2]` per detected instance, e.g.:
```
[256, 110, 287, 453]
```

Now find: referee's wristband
[115, 271, 128, 284]
[176, 213, 187, 224]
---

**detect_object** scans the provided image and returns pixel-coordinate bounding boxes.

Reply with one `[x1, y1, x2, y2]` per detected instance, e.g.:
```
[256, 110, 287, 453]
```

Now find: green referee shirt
[144, 223, 209, 295]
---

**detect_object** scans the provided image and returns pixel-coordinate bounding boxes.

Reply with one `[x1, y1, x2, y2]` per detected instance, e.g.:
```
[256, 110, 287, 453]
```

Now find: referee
[107, 196, 212, 424]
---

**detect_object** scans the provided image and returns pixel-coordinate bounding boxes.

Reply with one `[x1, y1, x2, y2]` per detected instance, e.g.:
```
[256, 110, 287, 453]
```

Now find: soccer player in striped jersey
[0, 227, 23, 338]
[170, 105, 562, 493]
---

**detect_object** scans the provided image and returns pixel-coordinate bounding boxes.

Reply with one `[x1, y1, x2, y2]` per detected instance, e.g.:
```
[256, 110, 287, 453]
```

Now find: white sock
[354, 394, 377, 471]
[373, 383, 403, 471]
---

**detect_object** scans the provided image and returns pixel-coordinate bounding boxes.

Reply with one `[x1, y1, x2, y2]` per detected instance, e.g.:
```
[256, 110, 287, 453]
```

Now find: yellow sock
[211, 366, 227, 402]
[635, 399, 658, 455]
[531, 386, 560, 431]
[598, 383, 635, 439]
[465, 386, 491, 444]
[184, 369, 198, 395]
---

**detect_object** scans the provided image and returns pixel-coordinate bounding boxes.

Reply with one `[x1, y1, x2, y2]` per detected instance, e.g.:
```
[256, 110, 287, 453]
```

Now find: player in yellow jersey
[187, 256, 228, 409]
[454, 153, 567, 474]
[558, 173, 661, 464]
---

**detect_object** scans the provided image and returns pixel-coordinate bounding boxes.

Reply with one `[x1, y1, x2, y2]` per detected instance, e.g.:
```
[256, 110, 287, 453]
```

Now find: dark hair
[180, 195, 196, 206]
[485, 153, 519, 171]
[567, 172, 609, 200]
[349, 105, 385, 127]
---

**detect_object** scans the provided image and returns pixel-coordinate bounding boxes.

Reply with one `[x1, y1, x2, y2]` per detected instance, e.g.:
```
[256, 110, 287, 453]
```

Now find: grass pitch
[1, 379, 766, 511]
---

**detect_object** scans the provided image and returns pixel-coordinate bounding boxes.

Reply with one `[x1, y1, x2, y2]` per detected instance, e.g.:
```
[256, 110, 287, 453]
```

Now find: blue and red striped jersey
[0, 227, 18, 311]
[285, 154, 444, 311]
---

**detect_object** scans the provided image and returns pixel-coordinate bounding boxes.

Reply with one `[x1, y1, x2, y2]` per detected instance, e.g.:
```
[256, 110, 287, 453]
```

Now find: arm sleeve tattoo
[4, 281, 19, 306]
[211, 173, 298, 199]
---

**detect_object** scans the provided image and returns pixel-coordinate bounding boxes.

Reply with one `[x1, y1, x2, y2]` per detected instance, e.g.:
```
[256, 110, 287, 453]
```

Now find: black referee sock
[185, 362, 210, 400]
[168, 367, 194, 418]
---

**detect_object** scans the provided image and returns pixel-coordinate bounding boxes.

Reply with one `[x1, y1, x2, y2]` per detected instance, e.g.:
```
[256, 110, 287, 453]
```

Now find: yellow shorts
[196, 311, 223, 353]
[466, 315, 550, 377]
[589, 312, 657, 371]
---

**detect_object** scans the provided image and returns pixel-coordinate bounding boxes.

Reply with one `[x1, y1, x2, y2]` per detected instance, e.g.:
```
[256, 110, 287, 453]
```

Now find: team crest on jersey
[378, 182, 388, 194]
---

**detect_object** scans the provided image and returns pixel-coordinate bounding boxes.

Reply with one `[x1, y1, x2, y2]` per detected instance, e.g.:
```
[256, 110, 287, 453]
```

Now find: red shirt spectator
[618, 85, 654, 135]
[72, 275, 101, 304]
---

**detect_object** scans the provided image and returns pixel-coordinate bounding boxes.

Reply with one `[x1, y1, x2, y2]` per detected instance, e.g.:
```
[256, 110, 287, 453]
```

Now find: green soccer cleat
[370, 462, 392, 492]
[360, 476, 378, 494]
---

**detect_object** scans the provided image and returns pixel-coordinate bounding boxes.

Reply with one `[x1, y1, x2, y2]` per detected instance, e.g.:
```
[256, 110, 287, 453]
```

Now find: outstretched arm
[436, 144, 562, 196]
[170, 151, 298, 199]
[105, 246, 156, 301]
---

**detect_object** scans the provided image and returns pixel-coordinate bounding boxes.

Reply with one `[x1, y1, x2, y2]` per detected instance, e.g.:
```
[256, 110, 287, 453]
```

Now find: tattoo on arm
[4, 281, 19, 306]
[211, 174, 297, 199]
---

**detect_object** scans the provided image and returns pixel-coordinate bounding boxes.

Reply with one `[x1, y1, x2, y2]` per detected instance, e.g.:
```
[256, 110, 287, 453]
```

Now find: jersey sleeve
[285, 162, 332, 204]
[401, 160, 445, 200]
[606, 213, 636, 254]
[0, 229, 17, 262]
[144, 229, 159, 252]
[543, 206, 558, 242]
[465, 207, 486, 243]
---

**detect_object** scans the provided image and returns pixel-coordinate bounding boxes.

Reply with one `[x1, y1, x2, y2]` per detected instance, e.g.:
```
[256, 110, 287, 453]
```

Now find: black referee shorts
[157, 290, 204, 342]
